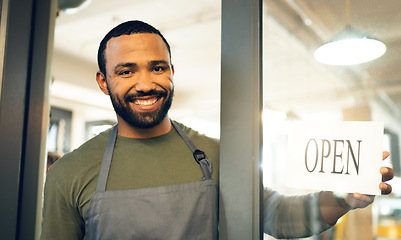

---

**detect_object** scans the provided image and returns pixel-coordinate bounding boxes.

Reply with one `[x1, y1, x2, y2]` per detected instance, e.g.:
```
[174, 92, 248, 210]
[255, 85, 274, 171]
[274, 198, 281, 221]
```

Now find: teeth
[134, 98, 158, 106]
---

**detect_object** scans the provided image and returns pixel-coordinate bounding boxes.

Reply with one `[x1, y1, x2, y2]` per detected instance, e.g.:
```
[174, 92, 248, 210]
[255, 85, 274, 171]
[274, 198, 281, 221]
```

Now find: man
[41, 20, 393, 239]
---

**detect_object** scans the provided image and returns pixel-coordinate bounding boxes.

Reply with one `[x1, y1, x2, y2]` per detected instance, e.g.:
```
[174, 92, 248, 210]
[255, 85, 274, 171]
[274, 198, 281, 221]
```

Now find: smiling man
[40, 20, 394, 240]
[97, 33, 174, 137]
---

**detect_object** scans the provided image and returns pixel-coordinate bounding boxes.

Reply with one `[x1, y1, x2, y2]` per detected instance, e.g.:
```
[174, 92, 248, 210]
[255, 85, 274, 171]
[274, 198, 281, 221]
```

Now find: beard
[108, 86, 174, 129]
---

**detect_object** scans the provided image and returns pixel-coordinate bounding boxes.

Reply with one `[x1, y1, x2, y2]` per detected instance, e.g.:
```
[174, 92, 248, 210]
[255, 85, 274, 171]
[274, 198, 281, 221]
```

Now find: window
[263, 1, 401, 239]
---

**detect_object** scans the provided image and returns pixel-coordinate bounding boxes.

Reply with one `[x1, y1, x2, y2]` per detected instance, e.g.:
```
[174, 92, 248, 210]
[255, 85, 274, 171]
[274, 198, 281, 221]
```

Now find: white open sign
[286, 121, 383, 195]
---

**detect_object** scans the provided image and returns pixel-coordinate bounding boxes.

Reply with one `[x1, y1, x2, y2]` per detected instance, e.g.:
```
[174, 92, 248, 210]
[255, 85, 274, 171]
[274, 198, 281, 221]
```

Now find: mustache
[125, 90, 168, 100]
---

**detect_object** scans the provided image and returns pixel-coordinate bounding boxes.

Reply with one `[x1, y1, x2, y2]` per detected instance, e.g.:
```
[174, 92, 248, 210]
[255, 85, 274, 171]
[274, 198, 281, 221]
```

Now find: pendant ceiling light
[314, 0, 386, 66]
[58, 0, 91, 14]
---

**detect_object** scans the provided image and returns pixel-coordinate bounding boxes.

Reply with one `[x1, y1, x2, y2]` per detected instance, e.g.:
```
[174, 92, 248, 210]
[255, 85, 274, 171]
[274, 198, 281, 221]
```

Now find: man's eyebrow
[113, 62, 137, 72]
[149, 60, 170, 66]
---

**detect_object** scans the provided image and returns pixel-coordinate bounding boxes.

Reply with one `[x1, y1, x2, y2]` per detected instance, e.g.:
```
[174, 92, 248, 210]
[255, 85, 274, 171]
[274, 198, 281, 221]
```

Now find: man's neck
[116, 116, 173, 139]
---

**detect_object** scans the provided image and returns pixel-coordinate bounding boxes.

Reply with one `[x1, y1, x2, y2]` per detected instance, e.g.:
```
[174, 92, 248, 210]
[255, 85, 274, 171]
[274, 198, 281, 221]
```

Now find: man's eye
[119, 70, 133, 76]
[153, 66, 165, 72]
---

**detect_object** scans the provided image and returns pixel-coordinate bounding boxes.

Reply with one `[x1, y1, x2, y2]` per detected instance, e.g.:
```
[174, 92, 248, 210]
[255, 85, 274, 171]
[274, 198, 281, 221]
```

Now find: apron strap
[171, 120, 213, 180]
[97, 121, 213, 192]
[96, 125, 118, 192]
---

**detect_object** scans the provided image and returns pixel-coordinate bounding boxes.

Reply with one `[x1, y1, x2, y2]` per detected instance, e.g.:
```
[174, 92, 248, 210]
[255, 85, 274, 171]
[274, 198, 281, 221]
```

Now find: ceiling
[263, 0, 401, 120]
[51, 0, 401, 136]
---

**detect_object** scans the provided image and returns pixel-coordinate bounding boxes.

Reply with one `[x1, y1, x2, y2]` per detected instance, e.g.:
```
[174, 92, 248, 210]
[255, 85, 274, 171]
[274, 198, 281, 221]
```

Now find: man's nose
[134, 72, 156, 92]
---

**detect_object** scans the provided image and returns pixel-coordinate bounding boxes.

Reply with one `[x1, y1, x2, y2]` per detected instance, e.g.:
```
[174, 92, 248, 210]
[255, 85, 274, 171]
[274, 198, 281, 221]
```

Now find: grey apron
[84, 121, 218, 240]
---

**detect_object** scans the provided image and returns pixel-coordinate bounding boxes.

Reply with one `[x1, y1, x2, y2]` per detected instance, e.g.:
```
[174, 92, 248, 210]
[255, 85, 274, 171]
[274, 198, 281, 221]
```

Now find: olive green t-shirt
[41, 123, 219, 239]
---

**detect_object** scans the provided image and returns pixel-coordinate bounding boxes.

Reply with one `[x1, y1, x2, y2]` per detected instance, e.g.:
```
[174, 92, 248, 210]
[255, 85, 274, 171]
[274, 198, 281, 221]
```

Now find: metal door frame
[0, 0, 56, 238]
[220, 0, 263, 239]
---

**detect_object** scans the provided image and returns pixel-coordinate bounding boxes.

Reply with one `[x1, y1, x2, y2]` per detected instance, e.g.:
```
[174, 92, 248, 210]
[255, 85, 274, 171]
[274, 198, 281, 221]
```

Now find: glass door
[262, 0, 401, 239]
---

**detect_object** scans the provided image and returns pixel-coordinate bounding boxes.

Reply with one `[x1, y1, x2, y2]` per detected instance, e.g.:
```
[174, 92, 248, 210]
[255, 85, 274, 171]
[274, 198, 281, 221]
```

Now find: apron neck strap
[96, 121, 213, 192]
[171, 120, 213, 180]
[96, 125, 118, 192]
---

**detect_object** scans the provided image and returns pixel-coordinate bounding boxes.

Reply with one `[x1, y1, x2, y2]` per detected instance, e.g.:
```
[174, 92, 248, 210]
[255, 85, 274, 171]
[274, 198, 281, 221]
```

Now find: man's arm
[40, 170, 85, 240]
[319, 151, 394, 225]
[263, 189, 333, 238]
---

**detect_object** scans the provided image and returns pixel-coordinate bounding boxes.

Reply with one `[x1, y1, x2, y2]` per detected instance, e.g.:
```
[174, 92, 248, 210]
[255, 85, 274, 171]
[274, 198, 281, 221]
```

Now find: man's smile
[133, 97, 159, 106]
[125, 90, 168, 111]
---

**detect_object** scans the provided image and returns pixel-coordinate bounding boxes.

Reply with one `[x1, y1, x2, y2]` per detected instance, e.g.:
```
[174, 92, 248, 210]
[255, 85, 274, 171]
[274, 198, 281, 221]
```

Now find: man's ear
[96, 71, 110, 95]
[171, 64, 175, 75]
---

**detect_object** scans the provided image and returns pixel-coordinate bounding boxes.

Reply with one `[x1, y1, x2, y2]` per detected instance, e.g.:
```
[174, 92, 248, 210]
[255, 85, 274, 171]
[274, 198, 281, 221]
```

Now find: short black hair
[97, 20, 171, 75]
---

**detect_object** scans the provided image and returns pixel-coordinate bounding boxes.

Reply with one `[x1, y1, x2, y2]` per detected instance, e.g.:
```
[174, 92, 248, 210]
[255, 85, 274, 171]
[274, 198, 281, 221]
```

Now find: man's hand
[320, 151, 394, 225]
[380, 151, 393, 195]
[344, 151, 394, 209]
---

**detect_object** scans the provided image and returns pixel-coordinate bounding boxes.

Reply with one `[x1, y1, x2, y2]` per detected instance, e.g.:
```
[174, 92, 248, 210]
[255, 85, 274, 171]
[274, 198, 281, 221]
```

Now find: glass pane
[263, 0, 401, 239]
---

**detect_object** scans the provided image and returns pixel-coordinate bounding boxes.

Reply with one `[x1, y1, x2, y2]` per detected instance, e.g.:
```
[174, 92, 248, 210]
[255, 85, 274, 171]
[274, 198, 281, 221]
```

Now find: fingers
[380, 182, 393, 195]
[381, 166, 394, 182]
[383, 151, 390, 160]
[346, 193, 374, 209]
[381, 151, 393, 195]
[353, 193, 374, 203]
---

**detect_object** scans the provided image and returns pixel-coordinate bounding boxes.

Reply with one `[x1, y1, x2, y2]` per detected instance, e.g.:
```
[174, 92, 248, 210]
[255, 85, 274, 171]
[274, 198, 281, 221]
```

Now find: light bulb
[314, 38, 386, 65]
[314, 26, 386, 65]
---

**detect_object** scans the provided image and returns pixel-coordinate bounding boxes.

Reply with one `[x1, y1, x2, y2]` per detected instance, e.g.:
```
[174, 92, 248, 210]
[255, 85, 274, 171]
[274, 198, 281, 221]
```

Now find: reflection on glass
[263, 0, 401, 239]
[0, 0, 8, 102]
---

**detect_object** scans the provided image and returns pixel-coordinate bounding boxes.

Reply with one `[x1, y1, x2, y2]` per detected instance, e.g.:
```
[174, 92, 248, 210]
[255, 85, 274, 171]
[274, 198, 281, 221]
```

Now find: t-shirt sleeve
[263, 188, 332, 238]
[40, 168, 85, 240]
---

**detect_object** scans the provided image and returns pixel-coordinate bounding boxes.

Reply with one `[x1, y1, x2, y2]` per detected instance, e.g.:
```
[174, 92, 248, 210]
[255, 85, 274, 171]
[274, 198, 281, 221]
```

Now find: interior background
[50, 1, 401, 239]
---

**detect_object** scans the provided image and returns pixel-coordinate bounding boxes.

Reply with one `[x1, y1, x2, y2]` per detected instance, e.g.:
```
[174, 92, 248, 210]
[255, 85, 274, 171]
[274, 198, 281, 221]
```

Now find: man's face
[101, 33, 174, 129]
